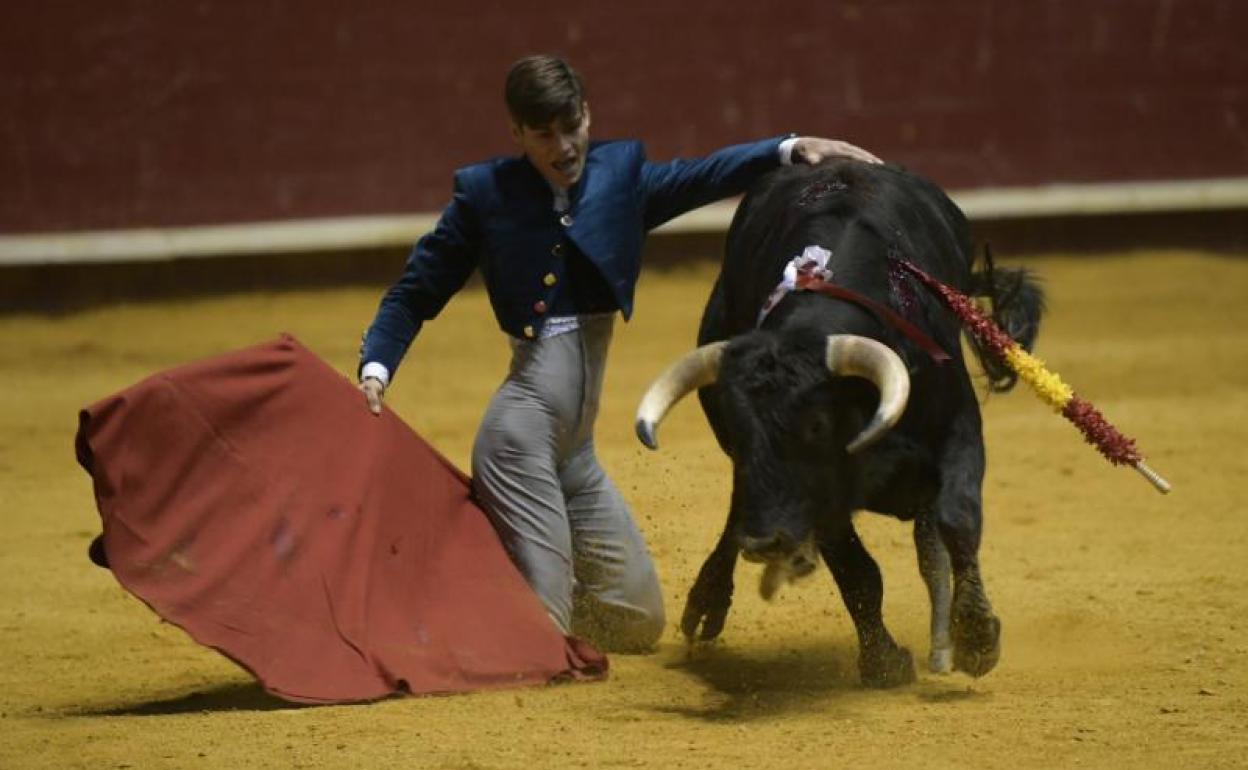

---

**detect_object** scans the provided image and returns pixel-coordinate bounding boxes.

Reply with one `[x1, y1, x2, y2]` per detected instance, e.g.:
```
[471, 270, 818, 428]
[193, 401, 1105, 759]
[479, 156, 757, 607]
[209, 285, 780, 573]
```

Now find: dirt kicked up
[1, 250, 1245, 769]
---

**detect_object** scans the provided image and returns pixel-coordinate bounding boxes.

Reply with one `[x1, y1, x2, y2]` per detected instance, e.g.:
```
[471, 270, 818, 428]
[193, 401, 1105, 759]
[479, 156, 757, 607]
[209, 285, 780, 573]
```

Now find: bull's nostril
[740, 532, 797, 561]
[792, 554, 818, 577]
[739, 536, 767, 562]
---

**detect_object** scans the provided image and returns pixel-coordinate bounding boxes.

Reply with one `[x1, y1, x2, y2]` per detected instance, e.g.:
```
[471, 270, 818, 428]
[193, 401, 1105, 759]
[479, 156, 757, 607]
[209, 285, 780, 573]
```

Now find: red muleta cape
[75, 335, 606, 704]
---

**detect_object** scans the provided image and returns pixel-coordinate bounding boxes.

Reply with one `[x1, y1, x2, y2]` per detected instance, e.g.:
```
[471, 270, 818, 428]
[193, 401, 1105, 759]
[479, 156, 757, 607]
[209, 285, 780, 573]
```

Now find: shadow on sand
[63, 681, 319, 717]
[646, 639, 990, 722]
[649, 640, 862, 721]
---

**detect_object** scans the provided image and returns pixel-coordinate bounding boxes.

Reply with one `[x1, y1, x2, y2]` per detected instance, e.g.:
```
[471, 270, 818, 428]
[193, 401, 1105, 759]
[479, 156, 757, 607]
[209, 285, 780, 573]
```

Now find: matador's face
[512, 102, 591, 190]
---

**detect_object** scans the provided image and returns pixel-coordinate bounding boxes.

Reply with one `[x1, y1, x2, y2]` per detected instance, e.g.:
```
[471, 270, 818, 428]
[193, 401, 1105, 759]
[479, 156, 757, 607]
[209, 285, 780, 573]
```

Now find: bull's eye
[801, 412, 832, 445]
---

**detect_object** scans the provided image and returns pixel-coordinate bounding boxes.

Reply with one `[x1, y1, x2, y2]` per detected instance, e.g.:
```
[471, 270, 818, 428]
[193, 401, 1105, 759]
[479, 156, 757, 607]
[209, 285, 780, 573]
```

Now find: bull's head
[636, 333, 910, 598]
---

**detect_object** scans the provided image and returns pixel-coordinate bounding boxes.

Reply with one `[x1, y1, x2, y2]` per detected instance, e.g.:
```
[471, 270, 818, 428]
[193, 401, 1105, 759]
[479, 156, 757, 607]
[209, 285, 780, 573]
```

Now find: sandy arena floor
[1, 251, 1245, 769]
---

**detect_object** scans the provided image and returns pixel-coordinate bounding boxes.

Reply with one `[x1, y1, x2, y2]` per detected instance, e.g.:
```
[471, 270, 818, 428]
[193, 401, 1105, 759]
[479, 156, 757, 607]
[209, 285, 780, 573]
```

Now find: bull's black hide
[638, 160, 1043, 687]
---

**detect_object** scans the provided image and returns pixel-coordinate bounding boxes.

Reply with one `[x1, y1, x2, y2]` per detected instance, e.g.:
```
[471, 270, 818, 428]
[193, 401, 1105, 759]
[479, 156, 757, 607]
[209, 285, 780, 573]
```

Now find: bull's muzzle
[740, 532, 799, 563]
[739, 533, 821, 601]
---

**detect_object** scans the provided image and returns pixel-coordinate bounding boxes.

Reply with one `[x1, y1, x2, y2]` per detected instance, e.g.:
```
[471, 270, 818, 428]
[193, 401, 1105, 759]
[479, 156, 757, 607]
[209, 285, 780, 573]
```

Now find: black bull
[636, 160, 1044, 687]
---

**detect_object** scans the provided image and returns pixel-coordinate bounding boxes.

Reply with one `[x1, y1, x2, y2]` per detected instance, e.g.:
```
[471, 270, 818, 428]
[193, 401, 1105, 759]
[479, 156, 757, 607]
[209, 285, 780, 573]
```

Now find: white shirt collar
[547, 180, 570, 213]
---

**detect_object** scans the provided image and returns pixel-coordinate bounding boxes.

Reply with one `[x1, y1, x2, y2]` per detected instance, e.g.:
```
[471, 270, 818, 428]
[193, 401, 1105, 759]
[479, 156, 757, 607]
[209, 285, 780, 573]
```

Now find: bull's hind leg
[914, 511, 954, 673]
[937, 415, 1001, 677]
[819, 523, 915, 688]
[949, 558, 999, 677]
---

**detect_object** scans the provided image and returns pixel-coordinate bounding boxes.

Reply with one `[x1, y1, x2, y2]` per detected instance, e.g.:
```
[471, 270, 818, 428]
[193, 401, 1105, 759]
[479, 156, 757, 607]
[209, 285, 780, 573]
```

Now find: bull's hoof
[928, 645, 954, 674]
[860, 644, 916, 689]
[680, 588, 732, 642]
[951, 609, 1001, 677]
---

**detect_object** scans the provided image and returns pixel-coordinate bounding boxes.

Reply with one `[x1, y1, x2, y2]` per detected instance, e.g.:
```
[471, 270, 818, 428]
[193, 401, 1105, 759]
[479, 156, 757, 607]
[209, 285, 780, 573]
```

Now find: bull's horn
[825, 335, 911, 453]
[635, 341, 728, 450]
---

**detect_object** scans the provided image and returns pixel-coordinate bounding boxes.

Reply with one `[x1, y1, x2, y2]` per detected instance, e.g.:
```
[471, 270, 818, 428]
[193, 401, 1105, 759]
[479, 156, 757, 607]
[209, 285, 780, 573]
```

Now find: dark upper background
[3, 0, 1246, 233]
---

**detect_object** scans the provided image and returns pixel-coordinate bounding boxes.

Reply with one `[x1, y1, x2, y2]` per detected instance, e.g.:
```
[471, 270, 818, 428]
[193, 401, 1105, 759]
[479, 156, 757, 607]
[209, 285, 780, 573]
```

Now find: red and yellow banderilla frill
[895, 258, 1171, 494]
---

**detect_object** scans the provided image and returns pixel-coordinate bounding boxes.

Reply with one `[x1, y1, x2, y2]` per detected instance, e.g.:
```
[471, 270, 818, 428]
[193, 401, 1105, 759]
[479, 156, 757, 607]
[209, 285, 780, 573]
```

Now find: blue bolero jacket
[361, 135, 789, 379]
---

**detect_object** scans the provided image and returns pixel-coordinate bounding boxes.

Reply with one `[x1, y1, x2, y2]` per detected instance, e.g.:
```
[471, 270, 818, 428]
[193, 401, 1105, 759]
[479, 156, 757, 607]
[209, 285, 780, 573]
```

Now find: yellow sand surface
[1, 251, 1245, 769]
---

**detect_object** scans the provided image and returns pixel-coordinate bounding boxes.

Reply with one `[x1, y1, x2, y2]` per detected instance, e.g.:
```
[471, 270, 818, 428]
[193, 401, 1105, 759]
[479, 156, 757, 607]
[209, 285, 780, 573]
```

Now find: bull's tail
[966, 245, 1045, 393]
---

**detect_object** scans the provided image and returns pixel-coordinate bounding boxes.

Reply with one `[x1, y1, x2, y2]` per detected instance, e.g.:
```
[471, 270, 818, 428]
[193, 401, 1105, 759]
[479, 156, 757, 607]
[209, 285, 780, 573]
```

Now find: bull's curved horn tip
[636, 419, 660, 450]
[844, 418, 887, 454]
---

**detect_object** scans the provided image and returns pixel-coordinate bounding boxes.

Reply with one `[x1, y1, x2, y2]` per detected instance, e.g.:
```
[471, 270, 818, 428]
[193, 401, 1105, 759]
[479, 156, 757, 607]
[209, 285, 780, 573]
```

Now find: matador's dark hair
[504, 55, 586, 129]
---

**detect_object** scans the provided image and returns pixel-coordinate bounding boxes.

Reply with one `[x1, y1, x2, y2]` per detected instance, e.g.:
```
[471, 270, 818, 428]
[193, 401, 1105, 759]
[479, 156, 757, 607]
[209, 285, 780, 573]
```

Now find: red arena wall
[3, 0, 1245, 233]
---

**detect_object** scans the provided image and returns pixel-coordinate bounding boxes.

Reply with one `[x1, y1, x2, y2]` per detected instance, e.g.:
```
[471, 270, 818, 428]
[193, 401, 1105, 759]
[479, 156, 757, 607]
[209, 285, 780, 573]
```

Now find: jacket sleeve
[359, 172, 480, 380]
[638, 135, 790, 231]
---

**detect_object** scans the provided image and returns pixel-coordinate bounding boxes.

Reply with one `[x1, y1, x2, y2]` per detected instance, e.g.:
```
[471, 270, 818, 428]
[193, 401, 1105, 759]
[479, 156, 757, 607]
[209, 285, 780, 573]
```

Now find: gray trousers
[470, 315, 665, 652]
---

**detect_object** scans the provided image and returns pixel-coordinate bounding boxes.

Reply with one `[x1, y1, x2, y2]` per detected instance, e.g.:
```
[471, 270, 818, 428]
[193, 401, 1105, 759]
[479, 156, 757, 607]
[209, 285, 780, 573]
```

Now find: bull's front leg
[685, 379, 740, 642]
[914, 511, 954, 673]
[937, 415, 1001, 677]
[681, 526, 738, 641]
[820, 523, 916, 688]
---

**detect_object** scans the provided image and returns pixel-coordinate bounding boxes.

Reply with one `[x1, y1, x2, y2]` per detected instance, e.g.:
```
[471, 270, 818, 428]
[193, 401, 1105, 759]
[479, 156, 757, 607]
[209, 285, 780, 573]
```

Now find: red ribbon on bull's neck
[794, 275, 951, 364]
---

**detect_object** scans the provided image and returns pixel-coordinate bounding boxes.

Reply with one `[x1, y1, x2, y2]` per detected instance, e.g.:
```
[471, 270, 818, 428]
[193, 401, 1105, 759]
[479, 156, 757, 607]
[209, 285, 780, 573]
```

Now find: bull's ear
[824, 335, 910, 453]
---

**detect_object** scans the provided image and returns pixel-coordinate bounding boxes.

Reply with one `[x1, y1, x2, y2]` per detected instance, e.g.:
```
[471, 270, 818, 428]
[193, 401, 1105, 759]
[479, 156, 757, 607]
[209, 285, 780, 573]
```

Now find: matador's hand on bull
[791, 137, 882, 166]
